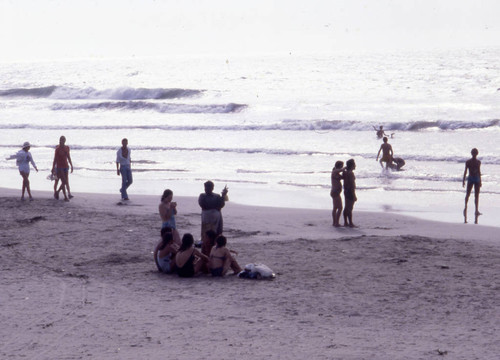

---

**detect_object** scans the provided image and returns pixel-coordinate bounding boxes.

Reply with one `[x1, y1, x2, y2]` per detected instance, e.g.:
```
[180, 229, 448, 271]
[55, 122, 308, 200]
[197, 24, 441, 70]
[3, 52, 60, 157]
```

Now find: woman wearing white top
[7, 142, 38, 200]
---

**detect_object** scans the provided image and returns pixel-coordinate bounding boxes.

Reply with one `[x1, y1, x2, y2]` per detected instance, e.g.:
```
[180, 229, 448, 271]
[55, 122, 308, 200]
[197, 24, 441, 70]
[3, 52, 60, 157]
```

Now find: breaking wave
[0, 86, 202, 100]
[50, 101, 246, 114]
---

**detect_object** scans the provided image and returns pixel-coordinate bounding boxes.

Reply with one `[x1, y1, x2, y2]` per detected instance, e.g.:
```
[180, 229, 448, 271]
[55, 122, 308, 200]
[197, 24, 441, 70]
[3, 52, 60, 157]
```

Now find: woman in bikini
[175, 233, 209, 278]
[209, 235, 242, 276]
[154, 227, 179, 274]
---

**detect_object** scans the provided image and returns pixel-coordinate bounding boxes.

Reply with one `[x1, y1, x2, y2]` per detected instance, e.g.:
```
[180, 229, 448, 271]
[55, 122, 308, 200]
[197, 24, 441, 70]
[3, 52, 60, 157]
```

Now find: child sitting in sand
[154, 227, 179, 274]
[209, 235, 242, 276]
[175, 233, 209, 278]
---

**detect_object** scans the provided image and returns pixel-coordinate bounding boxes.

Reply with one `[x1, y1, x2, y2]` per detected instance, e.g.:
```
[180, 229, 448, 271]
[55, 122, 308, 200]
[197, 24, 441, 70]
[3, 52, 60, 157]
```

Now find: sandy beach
[0, 187, 499, 360]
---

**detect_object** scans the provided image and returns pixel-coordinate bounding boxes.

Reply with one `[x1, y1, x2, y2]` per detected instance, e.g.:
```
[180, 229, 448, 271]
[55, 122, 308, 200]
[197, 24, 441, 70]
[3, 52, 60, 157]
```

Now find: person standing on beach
[330, 160, 345, 227]
[376, 137, 393, 170]
[51, 135, 74, 201]
[6, 142, 38, 201]
[343, 159, 357, 227]
[116, 138, 132, 201]
[463, 148, 482, 224]
[198, 181, 228, 255]
[159, 189, 181, 245]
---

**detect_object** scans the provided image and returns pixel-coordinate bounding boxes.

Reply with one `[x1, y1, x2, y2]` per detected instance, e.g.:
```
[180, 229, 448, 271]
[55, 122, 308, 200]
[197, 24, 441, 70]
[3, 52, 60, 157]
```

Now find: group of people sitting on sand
[155, 187, 242, 278]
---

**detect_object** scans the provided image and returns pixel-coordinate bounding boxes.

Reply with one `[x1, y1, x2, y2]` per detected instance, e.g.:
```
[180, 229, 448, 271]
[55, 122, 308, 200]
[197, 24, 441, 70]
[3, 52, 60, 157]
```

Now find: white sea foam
[0, 49, 499, 226]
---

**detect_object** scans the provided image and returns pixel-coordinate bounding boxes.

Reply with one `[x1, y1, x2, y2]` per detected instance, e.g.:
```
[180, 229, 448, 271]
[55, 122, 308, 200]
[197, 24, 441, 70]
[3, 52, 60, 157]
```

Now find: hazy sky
[1, 0, 499, 61]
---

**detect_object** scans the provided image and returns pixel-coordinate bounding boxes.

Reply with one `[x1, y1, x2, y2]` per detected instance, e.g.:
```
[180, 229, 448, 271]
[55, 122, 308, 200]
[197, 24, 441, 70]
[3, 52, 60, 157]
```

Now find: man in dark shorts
[376, 137, 393, 170]
[462, 148, 482, 224]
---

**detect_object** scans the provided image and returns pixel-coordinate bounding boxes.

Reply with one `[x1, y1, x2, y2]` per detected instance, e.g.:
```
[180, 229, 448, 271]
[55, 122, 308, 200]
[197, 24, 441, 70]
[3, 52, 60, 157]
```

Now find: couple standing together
[330, 159, 357, 227]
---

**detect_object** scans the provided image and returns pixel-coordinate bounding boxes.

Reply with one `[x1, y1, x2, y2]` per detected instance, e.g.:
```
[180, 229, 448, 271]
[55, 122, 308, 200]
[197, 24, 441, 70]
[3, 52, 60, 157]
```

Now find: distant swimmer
[376, 137, 393, 170]
[462, 148, 482, 224]
[388, 157, 405, 171]
[373, 125, 394, 139]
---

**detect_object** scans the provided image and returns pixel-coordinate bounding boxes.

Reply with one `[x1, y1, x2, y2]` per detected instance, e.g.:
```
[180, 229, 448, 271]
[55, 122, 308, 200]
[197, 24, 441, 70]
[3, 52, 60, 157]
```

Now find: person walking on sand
[6, 142, 38, 201]
[116, 138, 132, 201]
[330, 160, 345, 227]
[463, 148, 482, 224]
[159, 189, 181, 245]
[376, 137, 393, 170]
[343, 159, 357, 227]
[51, 135, 74, 201]
[198, 181, 228, 255]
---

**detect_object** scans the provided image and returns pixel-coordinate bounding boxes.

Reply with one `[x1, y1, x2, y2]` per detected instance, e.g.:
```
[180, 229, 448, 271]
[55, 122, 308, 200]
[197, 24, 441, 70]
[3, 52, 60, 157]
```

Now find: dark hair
[161, 189, 173, 201]
[334, 161, 344, 169]
[383, 137, 388, 142]
[216, 235, 227, 248]
[159, 227, 173, 250]
[346, 159, 355, 170]
[471, 148, 478, 156]
[205, 229, 218, 241]
[204, 181, 214, 192]
[179, 233, 194, 251]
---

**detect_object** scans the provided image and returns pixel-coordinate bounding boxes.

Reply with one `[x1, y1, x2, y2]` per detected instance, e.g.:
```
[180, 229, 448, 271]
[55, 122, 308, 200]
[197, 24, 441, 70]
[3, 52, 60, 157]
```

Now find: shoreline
[1, 186, 499, 242]
[1, 187, 499, 359]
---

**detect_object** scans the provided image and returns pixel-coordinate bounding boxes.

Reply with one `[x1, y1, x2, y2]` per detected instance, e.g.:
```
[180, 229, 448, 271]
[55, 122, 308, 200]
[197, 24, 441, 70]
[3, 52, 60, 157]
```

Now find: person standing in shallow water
[343, 159, 357, 227]
[463, 148, 482, 224]
[116, 138, 132, 201]
[376, 137, 393, 170]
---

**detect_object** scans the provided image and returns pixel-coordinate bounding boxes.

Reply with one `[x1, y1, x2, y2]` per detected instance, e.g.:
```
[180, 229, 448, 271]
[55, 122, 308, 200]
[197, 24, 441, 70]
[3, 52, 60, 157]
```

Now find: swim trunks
[467, 176, 481, 185]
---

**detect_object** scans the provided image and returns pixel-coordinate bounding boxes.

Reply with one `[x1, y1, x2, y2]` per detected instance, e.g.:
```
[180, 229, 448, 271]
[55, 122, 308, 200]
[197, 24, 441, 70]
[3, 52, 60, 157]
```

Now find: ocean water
[1, 48, 499, 227]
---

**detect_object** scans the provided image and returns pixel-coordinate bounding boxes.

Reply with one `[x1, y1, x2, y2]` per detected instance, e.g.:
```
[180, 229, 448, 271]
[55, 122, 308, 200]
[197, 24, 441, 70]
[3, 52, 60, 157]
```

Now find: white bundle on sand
[238, 263, 276, 280]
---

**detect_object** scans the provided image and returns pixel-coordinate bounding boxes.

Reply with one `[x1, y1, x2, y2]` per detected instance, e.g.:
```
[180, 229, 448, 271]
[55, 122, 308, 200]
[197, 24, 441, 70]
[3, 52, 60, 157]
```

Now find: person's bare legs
[343, 199, 355, 227]
[20, 172, 32, 200]
[474, 183, 481, 224]
[66, 173, 73, 198]
[57, 169, 69, 201]
[464, 183, 473, 223]
[333, 196, 343, 227]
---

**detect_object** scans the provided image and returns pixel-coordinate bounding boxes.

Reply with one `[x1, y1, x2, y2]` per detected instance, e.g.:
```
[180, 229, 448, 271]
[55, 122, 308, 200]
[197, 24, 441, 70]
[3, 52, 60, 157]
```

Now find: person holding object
[6, 142, 38, 201]
[159, 189, 181, 245]
[116, 138, 132, 201]
[198, 181, 228, 255]
[463, 148, 482, 224]
[51, 135, 74, 201]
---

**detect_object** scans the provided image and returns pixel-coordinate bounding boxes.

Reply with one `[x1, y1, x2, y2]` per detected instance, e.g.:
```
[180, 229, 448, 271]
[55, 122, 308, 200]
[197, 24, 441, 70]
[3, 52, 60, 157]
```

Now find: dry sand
[0, 187, 499, 360]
